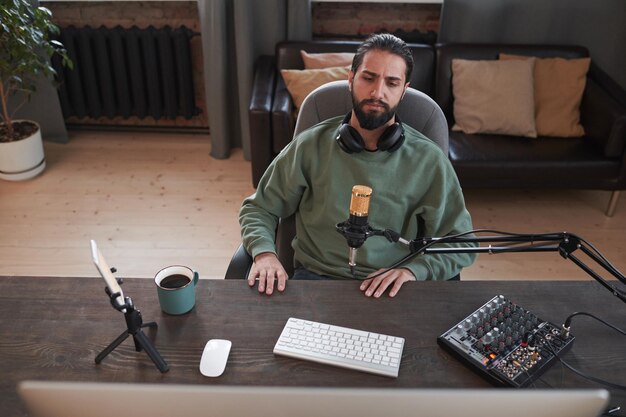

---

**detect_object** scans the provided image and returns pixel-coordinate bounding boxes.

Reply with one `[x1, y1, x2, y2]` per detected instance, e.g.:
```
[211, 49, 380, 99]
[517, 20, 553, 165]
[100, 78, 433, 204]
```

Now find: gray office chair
[225, 80, 449, 280]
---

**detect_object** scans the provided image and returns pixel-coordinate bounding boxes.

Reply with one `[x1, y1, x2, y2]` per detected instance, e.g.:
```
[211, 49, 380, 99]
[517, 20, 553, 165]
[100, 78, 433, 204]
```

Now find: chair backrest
[295, 80, 448, 153]
[277, 80, 449, 274]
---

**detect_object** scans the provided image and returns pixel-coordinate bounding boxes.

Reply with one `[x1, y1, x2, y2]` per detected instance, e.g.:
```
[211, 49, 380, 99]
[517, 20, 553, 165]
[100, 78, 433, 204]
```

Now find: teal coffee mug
[155, 266, 199, 315]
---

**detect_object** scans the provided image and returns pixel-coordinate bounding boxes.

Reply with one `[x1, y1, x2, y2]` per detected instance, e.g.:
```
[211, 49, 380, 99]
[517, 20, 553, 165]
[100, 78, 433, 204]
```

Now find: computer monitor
[18, 381, 609, 417]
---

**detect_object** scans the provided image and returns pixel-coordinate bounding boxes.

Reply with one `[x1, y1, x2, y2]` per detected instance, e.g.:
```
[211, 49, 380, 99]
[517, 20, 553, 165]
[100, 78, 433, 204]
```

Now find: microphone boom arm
[367, 228, 626, 304]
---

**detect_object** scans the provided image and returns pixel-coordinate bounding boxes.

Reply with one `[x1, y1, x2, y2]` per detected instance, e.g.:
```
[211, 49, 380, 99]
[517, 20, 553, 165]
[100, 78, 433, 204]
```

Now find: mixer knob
[484, 323, 491, 332]
[505, 336, 513, 346]
[497, 311, 504, 320]
[476, 340, 484, 350]
[498, 341, 506, 352]
[525, 320, 534, 330]
[505, 327, 512, 335]
[491, 328, 500, 341]
[512, 331, 520, 341]
[477, 327, 484, 338]
[463, 319, 472, 330]
[477, 308, 487, 320]
[491, 317, 499, 326]
[498, 333, 506, 342]
[483, 332, 495, 344]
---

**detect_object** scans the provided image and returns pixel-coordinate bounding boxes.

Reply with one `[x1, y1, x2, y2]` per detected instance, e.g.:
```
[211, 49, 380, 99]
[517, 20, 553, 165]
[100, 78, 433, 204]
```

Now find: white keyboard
[273, 317, 405, 378]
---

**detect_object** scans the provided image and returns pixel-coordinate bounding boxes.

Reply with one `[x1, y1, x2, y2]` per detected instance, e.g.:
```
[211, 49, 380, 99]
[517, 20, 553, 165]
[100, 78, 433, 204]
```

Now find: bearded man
[239, 33, 476, 298]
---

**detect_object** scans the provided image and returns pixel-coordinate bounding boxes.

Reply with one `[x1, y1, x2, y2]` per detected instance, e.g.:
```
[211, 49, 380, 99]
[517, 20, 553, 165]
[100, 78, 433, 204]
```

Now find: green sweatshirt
[239, 116, 477, 280]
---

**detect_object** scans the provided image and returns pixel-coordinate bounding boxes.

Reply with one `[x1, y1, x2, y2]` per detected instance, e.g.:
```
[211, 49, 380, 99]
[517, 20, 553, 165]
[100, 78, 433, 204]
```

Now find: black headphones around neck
[336, 111, 405, 154]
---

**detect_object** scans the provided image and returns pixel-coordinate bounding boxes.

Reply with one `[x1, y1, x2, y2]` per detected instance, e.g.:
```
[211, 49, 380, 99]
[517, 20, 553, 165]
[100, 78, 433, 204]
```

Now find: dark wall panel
[438, 0, 626, 91]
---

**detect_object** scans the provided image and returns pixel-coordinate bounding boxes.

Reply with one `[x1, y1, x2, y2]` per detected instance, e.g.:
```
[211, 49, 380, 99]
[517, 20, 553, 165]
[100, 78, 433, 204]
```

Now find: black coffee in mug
[160, 274, 191, 289]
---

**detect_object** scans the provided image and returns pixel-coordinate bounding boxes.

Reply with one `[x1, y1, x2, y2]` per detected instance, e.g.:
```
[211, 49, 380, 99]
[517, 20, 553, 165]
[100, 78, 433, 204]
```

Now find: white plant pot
[0, 120, 46, 181]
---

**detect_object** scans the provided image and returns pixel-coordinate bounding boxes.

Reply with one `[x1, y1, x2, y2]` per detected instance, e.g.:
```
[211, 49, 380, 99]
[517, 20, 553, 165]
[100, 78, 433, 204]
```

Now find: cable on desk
[538, 334, 626, 391]
[562, 312, 626, 338]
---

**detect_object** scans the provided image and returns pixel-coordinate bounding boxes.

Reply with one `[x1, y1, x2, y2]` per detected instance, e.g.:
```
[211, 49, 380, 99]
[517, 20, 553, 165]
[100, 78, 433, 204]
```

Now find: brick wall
[312, 2, 441, 44]
[42, 1, 441, 131]
[42, 1, 208, 130]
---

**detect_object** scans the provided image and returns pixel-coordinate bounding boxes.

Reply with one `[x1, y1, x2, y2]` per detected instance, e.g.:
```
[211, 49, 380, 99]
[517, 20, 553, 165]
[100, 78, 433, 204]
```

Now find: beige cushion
[300, 50, 355, 69]
[500, 54, 590, 137]
[280, 66, 351, 110]
[451, 58, 537, 138]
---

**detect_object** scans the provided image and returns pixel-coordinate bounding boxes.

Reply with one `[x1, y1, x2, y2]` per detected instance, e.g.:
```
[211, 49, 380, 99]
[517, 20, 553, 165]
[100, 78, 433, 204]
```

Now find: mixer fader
[437, 295, 575, 387]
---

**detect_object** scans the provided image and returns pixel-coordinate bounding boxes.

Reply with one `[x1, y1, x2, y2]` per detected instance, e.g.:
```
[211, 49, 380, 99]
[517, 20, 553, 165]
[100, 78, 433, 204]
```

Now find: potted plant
[0, 0, 71, 181]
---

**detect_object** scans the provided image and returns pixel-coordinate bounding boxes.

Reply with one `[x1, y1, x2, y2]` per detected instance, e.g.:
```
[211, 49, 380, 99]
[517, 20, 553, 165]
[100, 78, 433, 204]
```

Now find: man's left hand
[360, 268, 416, 298]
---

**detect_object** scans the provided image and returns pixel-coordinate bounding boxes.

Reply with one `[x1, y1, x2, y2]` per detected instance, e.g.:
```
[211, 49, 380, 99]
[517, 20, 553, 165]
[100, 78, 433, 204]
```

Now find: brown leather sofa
[248, 40, 626, 215]
[248, 40, 435, 187]
[435, 44, 626, 215]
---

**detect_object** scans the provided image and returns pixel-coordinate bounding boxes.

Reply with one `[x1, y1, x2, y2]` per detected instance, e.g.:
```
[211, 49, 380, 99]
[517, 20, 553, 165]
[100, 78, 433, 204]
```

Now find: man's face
[348, 50, 410, 130]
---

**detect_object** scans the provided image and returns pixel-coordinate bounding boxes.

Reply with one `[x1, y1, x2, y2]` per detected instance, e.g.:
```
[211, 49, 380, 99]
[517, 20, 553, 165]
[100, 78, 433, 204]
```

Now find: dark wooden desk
[1, 277, 624, 416]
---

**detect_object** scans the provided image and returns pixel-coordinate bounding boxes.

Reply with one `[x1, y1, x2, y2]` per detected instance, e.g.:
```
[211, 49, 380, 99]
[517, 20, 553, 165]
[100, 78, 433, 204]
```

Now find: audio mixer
[437, 295, 575, 387]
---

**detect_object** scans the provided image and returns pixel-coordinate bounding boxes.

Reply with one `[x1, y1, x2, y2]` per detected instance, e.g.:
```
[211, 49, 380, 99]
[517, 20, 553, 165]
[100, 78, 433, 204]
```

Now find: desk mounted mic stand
[412, 232, 626, 304]
[96, 278, 169, 373]
[357, 228, 626, 305]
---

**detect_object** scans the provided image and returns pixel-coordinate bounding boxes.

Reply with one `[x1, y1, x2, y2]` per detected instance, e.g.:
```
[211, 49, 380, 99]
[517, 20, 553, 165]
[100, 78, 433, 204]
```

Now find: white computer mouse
[199, 339, 232, 377]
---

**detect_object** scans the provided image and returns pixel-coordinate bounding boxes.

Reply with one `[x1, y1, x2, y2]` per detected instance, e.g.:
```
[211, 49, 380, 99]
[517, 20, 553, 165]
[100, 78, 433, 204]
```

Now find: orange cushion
[300, 50, 355, 69]
[500, 54, 590, 137]
[280, 66, 351, 110]
[451, 58, 537, 138]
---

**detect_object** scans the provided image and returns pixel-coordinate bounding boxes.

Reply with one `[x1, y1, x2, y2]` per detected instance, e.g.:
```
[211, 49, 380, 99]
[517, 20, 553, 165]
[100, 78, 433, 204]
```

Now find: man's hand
[360, 268, 416, 298]
[247, 252, 288, 295]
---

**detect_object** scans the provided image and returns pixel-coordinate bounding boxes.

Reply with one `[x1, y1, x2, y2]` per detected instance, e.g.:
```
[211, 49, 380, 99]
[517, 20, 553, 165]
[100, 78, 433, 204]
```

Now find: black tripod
[95, 280, 169, 373]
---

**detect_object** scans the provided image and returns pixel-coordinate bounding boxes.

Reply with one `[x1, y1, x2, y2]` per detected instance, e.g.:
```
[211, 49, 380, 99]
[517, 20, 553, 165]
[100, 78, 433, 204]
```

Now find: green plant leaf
[0, 0, 72, 133]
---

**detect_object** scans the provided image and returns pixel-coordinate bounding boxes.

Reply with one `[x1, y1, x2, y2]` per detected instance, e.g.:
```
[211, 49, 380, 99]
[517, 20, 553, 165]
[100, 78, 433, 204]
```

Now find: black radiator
[53, 25, 199, 120]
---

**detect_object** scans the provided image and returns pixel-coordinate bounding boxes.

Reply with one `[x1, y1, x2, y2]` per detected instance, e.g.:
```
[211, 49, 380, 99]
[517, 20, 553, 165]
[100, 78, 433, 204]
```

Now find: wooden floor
[1, 131, 624, 282]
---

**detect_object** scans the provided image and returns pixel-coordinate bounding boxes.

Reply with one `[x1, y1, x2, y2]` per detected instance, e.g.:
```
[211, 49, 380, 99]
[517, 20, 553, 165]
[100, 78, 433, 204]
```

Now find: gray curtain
[198, 0, 311, 160]
[438, 0, 626, 91]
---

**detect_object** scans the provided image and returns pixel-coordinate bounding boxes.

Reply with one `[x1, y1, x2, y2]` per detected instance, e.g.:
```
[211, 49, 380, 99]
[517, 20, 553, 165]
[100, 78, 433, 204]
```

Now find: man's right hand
[247, 252, 288, 295]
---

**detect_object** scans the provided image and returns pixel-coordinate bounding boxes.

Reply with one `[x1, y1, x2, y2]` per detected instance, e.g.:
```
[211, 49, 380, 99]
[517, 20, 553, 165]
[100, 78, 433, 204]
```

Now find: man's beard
[351, 94, 398, 130]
